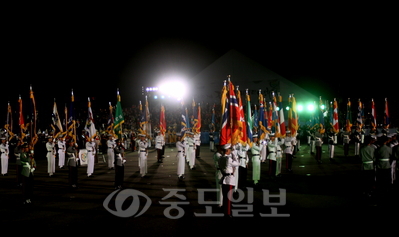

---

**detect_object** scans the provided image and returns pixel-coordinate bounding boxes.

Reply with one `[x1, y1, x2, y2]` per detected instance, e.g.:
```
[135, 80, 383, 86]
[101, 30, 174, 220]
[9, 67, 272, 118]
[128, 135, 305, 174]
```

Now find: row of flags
[344, 97, 390, 132]
[3, 86, 126, 146]
[218, 76, 299, 147]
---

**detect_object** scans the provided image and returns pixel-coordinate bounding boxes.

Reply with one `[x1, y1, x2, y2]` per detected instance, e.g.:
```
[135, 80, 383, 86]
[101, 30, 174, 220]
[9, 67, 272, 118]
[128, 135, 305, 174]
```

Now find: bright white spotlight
[158, 78, 187, 99]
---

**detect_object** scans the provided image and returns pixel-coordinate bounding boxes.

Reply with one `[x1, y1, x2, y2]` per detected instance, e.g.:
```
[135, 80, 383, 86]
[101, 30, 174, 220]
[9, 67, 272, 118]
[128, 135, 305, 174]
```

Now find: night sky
[2, 11, 397, 129]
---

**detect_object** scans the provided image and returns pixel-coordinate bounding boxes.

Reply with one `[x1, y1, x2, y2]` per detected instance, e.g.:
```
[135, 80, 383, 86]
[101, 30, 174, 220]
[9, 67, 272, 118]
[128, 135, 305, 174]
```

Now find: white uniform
[187, 136, 196, 169]
[138, 139, 148, 177]
[251, 141, 263, 184]
[0, 140, 9, 175]
[46, 140, 56, 176]
[86, 141, 96, 176]
[176, 140, 185, 178]
[57, 139, 66, 168]
[213, 151, 223, 206]
[234, 143, 250, 191]
[107, 138, 116, 169]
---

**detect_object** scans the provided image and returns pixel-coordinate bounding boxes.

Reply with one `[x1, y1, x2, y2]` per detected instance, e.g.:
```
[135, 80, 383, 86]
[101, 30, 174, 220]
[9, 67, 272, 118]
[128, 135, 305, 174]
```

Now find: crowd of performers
[212, 124, 399, 216]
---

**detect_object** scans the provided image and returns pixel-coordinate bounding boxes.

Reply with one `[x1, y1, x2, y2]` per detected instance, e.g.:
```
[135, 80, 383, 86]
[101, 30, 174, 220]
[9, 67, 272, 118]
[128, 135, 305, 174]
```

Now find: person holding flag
[84, 97, 97, 177]
[342, 98, 352, 157]
[327, 99, 339, 161]
[45, 135, 56, 177]
[209, 104, 216, 152]
[258, 90, 268, 163]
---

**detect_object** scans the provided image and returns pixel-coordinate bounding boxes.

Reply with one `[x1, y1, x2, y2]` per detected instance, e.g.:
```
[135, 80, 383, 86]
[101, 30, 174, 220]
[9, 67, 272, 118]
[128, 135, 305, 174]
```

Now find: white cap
[222, 143, 231, 150]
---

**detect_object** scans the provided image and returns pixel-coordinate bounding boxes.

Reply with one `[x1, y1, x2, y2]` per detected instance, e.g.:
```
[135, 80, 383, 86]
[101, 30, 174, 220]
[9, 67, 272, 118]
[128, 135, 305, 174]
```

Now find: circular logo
[103, 189, 152, 218]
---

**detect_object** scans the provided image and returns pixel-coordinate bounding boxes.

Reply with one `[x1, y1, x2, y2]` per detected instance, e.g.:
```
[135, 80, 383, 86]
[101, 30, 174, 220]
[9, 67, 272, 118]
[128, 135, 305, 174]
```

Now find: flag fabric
[139, 100, 147, 136]
[345, 98, 352, 132]
[4, 102, 14, 140]
[357, 99, 364, 128]
[384, 98, 390, 129]
[160, 104, 166, 136]
[52, 99, 63, 134]
[220, 80, 230, 146]
[114, 91, 125, 139]
[332, 98, 339, 133]
[236, 87, 246, 145]
[227, 80, 243, 145]
[211, 103, 215, 131]
[245, 90, 253, 146]
[195, 103, 201, 134]
[84, 97, 97, 139]
[180, 101, 188, 134]
[278, 93, 286, 137]
[191, 98, 198, 130]
[252, 104, 258, 132]
[271, 92, 280, 136]
[318, 96, 325, 134]
[107, 102, 114, 135]
[267, 102, 273, 131]
[258, 91, 268, 140]
[67, 90, 76, 142]
[371, 98, 376, 130]
[29, 86, 38, 145]
[288, 94, 299, 136]
[18, 95, 26, 141]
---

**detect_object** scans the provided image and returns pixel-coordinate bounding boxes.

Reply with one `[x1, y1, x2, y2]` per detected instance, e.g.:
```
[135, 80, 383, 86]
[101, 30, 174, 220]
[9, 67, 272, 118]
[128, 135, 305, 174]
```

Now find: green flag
[114, 90, 124, 139]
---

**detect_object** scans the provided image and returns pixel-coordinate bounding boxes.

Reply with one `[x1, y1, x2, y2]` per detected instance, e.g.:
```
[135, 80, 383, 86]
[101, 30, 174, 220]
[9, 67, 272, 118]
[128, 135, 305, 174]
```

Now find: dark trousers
[161, 145, 165, 157]
[69, 166, 78, 186]
[115, 165, 124, 188]
[222, 184, 234, 216]
[376, 169, 391, 193]
[269, 160, 276, 177]
[22, 174, 34, 200]
[131, 140, 136, 152]
[344, 143, 350, 156]
[16, 164, 22, 185]
[316, 146, 322, 162]
[157, 149, 162, 161]
[285, 153, 293, 170]
[238, 166, 247, 189]
[196, 145, 200, 157]
[362, 170, 375, 193]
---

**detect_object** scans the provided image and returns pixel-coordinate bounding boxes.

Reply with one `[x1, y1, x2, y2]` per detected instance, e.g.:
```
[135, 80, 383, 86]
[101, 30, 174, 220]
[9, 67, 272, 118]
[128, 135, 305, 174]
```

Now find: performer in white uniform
[106, 135, 116, 170]
[46, 136, 56, 177]
[176, 133, 185, 179]
[0, 137, 9, 176]
[187, 132, 196, 169]
[86, 137, 96, 177]
[138, 134, 148, 177]
[251, 135, 263, 185]
[57, 135, 66, 169]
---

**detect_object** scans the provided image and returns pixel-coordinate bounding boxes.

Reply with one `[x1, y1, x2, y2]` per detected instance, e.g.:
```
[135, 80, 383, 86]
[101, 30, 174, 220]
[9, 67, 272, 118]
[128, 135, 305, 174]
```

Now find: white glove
[123, 159, 126, 164]
[31, 168, 35, 172]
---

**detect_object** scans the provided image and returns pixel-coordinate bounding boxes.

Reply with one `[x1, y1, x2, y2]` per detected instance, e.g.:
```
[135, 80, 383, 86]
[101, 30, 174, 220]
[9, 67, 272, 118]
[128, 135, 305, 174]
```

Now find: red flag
[220, 81, 231, 146]
[333, 98, 339, 133]
[371, 98, 376, 130]
[18, 95, 26, 141]
[228, 81, 242, 145]
[278, 93, 286, 137]
[384, 98, 390, 129]
[196, 103, 201, 133]
[160, 104, 166, 136]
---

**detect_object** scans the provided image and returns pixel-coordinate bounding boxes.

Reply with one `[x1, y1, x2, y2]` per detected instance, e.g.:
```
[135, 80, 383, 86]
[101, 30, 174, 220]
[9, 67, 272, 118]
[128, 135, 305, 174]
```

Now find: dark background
[2, 7, 397, 130]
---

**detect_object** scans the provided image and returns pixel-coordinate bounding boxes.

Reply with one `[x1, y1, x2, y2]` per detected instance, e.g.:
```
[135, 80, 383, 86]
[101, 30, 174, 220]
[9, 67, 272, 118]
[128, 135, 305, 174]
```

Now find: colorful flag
[356, 98, 364, 128]
[236, 87, 246, 145]
[29, 86, 38, 145]
[318, 96, 325, 134]
[345, 98, 352, 132]
[84, 97, 96, 139]
[160, 104, 166, 136]
[383, 97, 390, 129]
[332, 98, 339, 133]
[195, 103, 201, 134]
[114, 90, 125, 139]
[245, 89, 253, 146]
[18, 95, 26, 141]
[371, 98, 376, 130]
[288, 94, 299, 136]
[278, 92, 286, 137]
[252, 104, 258, 132]
[220, 80, 231, 146]
[107, 102, 114, 135]
[52, 99, 63, 133]
[67, 89, 76, 142]
[228, 80, 242, 145]
[258, 90, 268, 140]
[4, 102, 14, 140]
[211, 103, 215, 131]
[271, 92, 280, 136]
